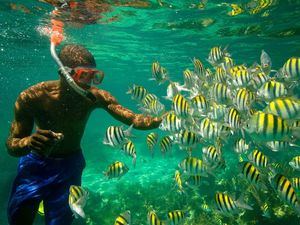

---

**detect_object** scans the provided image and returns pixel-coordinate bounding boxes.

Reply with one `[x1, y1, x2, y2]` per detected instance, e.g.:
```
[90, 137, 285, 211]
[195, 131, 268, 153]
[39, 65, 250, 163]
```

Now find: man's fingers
[36, 128, 56, 138]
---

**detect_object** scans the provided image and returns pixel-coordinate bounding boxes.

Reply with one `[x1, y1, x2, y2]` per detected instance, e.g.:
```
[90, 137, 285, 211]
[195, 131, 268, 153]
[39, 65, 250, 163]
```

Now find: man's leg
[8, 199, 39, 225]
[45, 174, 82, 225]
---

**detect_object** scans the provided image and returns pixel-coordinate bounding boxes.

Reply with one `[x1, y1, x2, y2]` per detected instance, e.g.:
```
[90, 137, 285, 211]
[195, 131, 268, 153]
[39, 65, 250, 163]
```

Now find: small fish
[248, 149, 268, 168]
[147, 132, 158, 157]
[240, 161, 267, 190]
[260, 50, 272, 75]
[114, 210, 131, 225]
[183, 69, 196, 89]
[186, 175, 208, 188]
[172, 94, 192, 117]
[193, 58, 206, 78]
[269, 173, 300, 213]
[214, 192, 253, 216]
[159, 113, 183, 132]
[278, 57, 300, 82]
[174, 170, 184, 194]
[289, 156, 300, 171]
[191, 94, 209, 116]
[222, 56, 234, 71]
[198, 118, 219, 142]
[167, 210, 189, 225]
[151, 61, 168, 84]
[257, 80, 287, 101]
[140, 99, 165, 116]
[233, 88, 256, 111]
[147, 211, 164, 225]
[103, 161, 129, 179]
[159, 136, 173, 156]
[202, 145, 221, 163]
[208, 46, 228, 65]
[265, 141, 299, 152]
[215, 66, 227, 83]
[234, 138, 250, 154]
[230, 67, 252, 87]
[173, 130, 199, 149]
[126, 84, 148, 102]
[261, 202, 271, 218]
[121, 141, 137, 167]
[103, 125, 133, 147]
[208, 102, 227, 121]
[210, 83, 231, 104]
[224, 107, 242, 131]
[244, 112, 292, 142]
[264, 97, 300, 120]
[165, 82, 186, 100]
[250, 71, 269, 89]
[142, 93, 158, 108]
[69, 185, 89, 219]
[227, 3, 244, 16]
[179, 157, 208, 176]
[292, 177, 300, 189]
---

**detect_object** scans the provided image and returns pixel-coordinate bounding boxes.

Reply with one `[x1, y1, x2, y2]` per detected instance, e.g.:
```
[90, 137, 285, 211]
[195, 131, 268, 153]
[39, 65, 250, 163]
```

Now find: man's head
[58, 44, 104, 88]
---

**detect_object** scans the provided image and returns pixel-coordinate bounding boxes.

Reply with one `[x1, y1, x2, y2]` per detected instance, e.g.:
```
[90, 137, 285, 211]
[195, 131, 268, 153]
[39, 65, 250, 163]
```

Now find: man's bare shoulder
[18, 81, 58, 103]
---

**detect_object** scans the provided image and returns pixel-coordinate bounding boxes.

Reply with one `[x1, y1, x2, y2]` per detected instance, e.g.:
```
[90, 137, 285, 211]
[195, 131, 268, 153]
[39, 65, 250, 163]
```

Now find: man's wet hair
[59, 44, 96, 68]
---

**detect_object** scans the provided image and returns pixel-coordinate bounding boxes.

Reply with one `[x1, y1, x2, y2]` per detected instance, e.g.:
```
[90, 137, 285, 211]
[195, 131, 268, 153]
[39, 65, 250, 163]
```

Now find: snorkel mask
[72, 67, 104, 86]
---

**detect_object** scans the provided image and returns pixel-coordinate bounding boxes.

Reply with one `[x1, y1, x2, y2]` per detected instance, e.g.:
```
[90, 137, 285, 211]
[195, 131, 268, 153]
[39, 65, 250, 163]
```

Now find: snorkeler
[6, 44, 162, 225]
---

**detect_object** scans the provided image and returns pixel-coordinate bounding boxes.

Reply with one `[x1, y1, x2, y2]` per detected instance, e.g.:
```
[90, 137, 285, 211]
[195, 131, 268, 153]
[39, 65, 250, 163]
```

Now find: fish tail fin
[235, 196, 253, 211]
[124, 124, 134, 137]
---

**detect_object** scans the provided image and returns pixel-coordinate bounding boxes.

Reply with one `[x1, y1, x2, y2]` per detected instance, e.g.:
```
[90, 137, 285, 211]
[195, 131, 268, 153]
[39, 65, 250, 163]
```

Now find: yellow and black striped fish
[264, 97, 300, 120]
[114, 210, 131, 225]
[174, 130, 199, 148]
[121, 141, 137, 167]
[215, 192, 252, 215]
[210, 83, 231, 104]
[147, 132, 158, 154]
[234, 88, 255, 111]
[208, 46, 227, 65]
[167, 210, 189, 225]
[183, 69, 195, 89]
[245, 112, 291, 141]
[143, 93, 158, 107]
[234, 138, 250, 154]
[257, 80, 287, 101]
[230, 68, 252, 87]
[191, 94, 209, 115]
[126, 84, 148, 102]
[269, 174, 300, 212]
[159, 113, 183, 132]
[160, 136, 173, 155]
[151, 61, 168, 84]
[215, 66, 227, 83]
[202, 145, 221, 163]
[193, 58, 206, 78]
[179, 157, 208, 175]
[147, 211, 164, 225]
[174, 170, 184, 193]
[240, 161, 265, 189]
[104, 161, 129, 179]
[250, 72, 269, 89]
[289, 156, 300, 170]
[172, 94, 191, 117]
[248, 149, 268, 168]
[225, 107, 242, 130]
[280, 57, 300, 81]
[103, 125, 132, 147]
[292, 178, 300, 189]
[198, 118, 219, 142]
[228, 3, 244, 16]
[69, 185, 89, 219]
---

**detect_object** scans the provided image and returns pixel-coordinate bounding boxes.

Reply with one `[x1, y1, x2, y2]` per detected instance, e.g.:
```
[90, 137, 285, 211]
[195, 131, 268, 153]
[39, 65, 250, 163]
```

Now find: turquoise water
[1, 0, 300, 224]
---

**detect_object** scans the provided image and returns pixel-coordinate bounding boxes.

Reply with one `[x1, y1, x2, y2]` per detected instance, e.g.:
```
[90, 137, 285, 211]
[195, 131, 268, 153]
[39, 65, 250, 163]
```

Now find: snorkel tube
[49, 17, 96, 102]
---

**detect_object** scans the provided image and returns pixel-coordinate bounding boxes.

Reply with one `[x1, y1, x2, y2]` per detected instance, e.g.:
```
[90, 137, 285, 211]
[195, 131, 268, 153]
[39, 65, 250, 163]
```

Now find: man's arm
[94, 89, 162, 130]
[6, 92, 34, 157]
